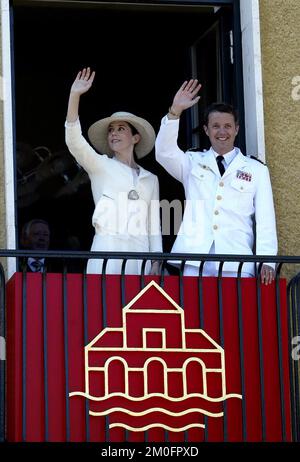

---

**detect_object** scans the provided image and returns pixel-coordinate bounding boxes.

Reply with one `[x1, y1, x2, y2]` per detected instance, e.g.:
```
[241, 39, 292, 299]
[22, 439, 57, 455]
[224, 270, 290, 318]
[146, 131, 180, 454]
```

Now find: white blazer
[65, 119, 162, 255]
[155, 116, 277, 274]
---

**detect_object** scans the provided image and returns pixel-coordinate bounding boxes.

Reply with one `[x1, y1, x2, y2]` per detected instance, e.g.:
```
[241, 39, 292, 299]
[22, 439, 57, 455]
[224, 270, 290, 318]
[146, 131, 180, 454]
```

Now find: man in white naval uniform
[155, 80, 277, 284]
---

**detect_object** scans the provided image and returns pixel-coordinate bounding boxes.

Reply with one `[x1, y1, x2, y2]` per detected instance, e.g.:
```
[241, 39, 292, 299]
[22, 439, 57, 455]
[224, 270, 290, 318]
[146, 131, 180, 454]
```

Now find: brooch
[128, 190, 139, 200]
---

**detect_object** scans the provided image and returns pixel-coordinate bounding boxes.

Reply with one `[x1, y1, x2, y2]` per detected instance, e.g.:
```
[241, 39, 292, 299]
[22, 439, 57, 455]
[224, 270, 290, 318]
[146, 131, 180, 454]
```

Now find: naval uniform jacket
[155, 116, 277, 274]
[65, 119, 162, 259]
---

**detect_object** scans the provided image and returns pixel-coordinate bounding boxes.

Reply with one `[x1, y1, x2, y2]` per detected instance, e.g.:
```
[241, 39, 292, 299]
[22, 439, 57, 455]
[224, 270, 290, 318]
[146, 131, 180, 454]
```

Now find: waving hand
[70, 67, 95, 95]
[169, 79, 202, 117]
[67, 67, 95, 123]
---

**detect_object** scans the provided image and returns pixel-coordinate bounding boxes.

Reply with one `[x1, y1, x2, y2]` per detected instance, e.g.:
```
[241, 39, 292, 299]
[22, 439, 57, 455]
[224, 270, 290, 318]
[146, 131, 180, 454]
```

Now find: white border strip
[240, 0, 265, 161]
[1, 0, 16, 276]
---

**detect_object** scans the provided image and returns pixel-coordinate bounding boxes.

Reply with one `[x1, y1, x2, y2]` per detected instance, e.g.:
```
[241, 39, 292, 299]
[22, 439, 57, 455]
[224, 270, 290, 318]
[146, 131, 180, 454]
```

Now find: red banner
[6, 273, 292, 442]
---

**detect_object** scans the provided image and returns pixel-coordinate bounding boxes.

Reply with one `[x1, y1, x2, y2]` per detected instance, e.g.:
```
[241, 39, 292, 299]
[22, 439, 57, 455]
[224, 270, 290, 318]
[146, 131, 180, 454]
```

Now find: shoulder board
[244, 154, 266, 165]
[187, 147, 202, 152]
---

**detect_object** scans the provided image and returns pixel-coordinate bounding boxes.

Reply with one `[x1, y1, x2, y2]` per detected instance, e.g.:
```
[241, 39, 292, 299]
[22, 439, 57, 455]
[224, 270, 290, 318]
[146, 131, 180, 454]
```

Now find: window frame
[1, 0, 265, 276]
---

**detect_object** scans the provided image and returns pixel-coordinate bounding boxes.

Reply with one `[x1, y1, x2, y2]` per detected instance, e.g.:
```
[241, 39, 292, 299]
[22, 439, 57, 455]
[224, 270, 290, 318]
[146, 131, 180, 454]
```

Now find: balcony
[0, 250, 300, 443]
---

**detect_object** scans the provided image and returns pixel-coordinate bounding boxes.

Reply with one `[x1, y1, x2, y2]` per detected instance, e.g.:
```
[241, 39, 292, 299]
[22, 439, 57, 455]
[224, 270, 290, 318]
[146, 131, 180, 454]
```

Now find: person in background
[65, 68, 162, 275]
[20, 219, 51, 272]
[155, 79, 277, 284]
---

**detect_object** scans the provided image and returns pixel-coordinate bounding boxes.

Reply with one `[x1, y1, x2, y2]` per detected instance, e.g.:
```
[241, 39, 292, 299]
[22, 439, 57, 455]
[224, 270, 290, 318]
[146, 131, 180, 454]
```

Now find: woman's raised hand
[70, 67, 95, 95]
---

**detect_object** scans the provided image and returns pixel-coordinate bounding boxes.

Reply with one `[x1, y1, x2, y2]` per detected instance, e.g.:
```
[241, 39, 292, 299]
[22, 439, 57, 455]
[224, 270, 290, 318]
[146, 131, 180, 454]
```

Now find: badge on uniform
[236, 170, 252, 182]
[198, 163, 210, 170]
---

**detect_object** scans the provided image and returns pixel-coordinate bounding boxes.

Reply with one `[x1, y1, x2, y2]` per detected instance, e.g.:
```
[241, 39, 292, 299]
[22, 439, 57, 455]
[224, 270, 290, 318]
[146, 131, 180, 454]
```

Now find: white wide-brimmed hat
[88, 111, 156, 159]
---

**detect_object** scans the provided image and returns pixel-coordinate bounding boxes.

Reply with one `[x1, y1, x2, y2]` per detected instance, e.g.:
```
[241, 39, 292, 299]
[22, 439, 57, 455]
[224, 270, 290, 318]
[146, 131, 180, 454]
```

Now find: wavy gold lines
[109, 423, 205, 432]
[89, 407, 224, 418]
[69, 391, 242, 401]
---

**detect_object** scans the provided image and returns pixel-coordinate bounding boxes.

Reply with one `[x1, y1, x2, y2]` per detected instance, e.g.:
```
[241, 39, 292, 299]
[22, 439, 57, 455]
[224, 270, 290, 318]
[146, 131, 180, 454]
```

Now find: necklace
[113, 156, 140, 199]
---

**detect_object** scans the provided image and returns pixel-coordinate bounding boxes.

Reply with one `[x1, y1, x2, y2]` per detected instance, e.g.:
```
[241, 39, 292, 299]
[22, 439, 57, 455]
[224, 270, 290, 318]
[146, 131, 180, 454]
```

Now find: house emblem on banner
[70, 280, 242, 433]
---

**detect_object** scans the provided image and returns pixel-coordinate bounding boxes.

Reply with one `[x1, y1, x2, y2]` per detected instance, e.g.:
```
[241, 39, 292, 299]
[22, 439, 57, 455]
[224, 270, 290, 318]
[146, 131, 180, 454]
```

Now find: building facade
[0, 0, 299, 278]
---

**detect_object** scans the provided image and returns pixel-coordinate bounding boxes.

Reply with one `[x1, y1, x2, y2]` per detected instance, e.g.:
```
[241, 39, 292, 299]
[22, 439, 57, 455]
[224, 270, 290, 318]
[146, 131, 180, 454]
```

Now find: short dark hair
[203, 102, 239, 126]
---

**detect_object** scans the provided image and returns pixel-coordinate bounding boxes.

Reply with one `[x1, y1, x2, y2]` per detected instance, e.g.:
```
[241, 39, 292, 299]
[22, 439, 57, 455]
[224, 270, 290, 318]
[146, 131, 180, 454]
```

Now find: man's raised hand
[170, 79, 202, 116]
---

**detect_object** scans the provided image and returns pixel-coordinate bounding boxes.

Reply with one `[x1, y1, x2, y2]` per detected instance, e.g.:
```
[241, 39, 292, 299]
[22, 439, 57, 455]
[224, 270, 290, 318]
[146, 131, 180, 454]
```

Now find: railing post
[288, 273, 300, 441]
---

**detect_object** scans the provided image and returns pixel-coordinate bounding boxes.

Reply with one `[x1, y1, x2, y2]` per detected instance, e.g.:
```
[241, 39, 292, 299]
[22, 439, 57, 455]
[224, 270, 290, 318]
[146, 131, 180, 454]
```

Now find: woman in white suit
[65, 68, 162, 275]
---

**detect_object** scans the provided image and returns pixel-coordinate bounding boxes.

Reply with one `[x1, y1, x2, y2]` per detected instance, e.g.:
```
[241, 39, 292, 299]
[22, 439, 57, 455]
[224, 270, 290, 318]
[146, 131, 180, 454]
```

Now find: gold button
[214, 210, 219, 215]
[240, 186, 244, 190]
[213, 225, 218, 230]
[217, 195, 222, 200]
[219, 182, 224, 187]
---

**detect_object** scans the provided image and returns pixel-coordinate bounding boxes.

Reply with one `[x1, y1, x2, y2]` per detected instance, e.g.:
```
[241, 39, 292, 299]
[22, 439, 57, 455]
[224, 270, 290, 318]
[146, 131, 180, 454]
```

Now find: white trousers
[183, 264, 251, 278]
[87, 233, 151, 275]
[182, 243, 252, 278]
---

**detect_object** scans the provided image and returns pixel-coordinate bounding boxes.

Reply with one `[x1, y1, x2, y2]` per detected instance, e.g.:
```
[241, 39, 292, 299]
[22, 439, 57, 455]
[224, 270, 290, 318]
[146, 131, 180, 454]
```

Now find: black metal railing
[287, 272, 300, 442]
[0, 263, 5, 444]
[0, 250, 300, 443]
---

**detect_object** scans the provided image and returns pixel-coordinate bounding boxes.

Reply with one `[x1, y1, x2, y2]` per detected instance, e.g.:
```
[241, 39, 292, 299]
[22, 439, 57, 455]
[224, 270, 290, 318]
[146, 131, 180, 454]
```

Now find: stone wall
[259, 0, 300, 278]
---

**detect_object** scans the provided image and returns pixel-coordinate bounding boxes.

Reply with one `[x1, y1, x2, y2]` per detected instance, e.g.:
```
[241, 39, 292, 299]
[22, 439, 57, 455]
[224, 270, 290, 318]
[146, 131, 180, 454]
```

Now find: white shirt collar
[212, 147, 237, 167]
[27, 257, 45, 272]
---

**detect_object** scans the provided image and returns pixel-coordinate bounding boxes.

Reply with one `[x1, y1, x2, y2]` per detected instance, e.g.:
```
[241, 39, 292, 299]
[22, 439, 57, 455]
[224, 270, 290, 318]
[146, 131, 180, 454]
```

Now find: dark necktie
[32, 261, 42, 272]
[216, 155, 225, 176]
[28, 258, 43, 272]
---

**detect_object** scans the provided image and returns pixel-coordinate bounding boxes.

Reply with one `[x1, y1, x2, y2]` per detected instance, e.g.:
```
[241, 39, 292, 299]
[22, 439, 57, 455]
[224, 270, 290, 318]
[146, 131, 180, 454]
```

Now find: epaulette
[244, 154, 266, 165]
[187, 147, 202, 152]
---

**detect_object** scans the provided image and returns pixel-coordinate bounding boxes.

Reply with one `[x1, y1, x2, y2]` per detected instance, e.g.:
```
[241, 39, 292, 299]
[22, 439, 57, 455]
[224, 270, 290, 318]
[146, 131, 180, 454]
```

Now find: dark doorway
[12, 1, 240, 258]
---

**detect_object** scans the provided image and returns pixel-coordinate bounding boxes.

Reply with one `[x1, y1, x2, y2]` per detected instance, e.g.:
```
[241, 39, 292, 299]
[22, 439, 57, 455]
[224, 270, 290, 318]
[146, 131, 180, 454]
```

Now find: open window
[11, 0, 244, 257]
